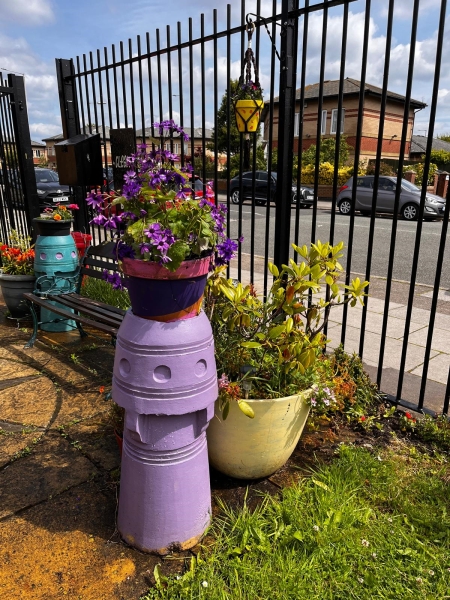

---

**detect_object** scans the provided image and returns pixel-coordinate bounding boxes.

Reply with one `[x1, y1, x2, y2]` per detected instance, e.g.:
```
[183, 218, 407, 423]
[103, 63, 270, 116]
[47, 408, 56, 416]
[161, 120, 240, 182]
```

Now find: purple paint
[113, 310, 217, 553]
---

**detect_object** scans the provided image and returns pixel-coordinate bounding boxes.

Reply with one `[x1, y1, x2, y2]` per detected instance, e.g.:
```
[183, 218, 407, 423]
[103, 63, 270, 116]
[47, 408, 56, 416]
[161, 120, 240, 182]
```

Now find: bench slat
[23, 293, 120, 336]
[68, 293, 127, 316]
[51, 295, 124, 327]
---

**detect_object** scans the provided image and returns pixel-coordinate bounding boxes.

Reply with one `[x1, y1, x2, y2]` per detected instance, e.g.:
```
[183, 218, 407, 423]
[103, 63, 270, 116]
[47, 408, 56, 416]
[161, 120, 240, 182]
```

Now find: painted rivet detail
[119, 358, 131, 376]
[153, 365, 171, 383]
[195, 359, 207, 377]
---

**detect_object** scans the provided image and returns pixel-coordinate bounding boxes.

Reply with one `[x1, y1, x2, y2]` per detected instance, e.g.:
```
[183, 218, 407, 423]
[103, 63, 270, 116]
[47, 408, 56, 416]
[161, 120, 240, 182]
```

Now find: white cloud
[0, 0, 54, 26]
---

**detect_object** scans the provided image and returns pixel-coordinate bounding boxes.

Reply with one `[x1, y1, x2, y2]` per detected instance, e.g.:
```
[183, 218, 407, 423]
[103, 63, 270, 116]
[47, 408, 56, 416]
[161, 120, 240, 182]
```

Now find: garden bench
[23, 241, 126, 348]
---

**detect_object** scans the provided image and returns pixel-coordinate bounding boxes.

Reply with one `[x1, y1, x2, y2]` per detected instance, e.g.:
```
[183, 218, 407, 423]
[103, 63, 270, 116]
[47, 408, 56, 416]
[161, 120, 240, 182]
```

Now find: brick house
[262, 77, 427, 163]
[31, 140, 47, 165]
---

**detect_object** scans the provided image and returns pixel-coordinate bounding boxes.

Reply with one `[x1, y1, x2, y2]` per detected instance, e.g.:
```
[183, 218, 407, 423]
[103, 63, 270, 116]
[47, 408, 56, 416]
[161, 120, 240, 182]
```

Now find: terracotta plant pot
[120, 254, 213, 321]
[207, 390, 311, 479]
[234, 99, 264, 133]
[33, 218, 73, 237]
[0, 273, 36, 318]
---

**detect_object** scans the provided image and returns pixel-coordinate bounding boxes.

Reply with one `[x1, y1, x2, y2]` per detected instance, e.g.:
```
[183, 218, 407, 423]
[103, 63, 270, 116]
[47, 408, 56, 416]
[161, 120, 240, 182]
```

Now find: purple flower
[215, 238, 238, 265]
[144, 222, 163, 243]
[122, 180, 142, 199]
[90, 214, 108, 227]
[86, 191, 103, 207]
[218, 373, 229, 389]
[140, 209, 147, 217]
[102, 270, 124, 290]
[159, 254, 172, 265]
[140, 243, 151, 255]
[153, 120, 189, 141]
[199, 198, 214, 209]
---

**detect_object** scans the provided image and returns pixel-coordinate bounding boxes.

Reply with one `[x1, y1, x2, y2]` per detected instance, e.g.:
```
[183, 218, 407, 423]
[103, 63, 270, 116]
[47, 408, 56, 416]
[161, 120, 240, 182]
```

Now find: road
[222, 197, 450, 289]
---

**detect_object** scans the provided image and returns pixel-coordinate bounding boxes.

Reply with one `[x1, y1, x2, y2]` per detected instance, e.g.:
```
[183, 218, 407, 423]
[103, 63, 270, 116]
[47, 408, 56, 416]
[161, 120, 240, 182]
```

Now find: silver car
[337, 176, 446, 221]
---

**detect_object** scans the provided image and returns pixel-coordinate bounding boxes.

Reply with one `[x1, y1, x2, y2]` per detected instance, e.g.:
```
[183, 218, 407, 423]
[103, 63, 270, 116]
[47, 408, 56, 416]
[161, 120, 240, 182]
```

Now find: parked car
[337, 176, 446, 221]
[229, 170, 315, 207]
[35, 168, 71, 208]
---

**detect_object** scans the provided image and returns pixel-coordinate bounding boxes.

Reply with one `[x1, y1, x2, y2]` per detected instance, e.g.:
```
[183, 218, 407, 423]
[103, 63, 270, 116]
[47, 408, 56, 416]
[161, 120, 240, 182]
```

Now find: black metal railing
[56, 0, 449, 416]
[0, 74, 39, 245]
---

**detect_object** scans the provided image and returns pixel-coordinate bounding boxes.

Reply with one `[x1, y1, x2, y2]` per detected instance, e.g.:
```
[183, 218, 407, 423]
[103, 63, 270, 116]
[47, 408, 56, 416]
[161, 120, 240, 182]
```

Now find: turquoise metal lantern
[33, 219, 79, 332]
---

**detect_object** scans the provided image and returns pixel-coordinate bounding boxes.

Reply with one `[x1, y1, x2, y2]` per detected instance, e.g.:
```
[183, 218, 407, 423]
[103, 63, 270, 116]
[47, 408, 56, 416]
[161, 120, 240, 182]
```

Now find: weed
[70, 353, 81, 365]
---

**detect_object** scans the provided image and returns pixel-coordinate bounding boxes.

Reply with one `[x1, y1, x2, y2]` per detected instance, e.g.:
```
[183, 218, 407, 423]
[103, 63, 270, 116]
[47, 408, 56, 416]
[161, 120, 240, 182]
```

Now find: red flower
[360, 416, 366, 421]
[405, 412, 412, 419]
[99, 386, 105, 394]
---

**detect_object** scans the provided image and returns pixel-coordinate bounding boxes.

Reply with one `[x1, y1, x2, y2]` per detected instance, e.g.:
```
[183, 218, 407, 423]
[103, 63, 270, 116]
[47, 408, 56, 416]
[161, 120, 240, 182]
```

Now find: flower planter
[207, 390, 311, 479]
[33, 218, 73, 237]
[0, 273, 36, 318]
[234, 99, 264, 133]
[121, 254, 213, 321]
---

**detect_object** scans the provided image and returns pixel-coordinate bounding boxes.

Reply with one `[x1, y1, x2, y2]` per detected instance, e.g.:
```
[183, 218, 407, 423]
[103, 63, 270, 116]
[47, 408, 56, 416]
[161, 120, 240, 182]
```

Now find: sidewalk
[230, 259, 450, 414]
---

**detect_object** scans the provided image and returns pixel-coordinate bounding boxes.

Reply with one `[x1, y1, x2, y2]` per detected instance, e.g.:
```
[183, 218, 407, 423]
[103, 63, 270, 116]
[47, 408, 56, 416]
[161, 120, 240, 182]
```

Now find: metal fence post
[273, 0, 298, 268]
[55, 58, 89, 232]
[8, 74, 40, 238]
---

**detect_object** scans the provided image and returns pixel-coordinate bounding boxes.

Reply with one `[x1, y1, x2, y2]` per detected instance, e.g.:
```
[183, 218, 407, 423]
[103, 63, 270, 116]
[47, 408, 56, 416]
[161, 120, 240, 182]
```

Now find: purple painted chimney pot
[113, 310, 217, 553]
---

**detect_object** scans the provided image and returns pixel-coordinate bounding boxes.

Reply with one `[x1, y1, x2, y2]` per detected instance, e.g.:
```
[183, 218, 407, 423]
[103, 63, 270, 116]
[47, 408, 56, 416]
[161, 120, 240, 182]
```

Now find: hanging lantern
[233, 21, 264, 135]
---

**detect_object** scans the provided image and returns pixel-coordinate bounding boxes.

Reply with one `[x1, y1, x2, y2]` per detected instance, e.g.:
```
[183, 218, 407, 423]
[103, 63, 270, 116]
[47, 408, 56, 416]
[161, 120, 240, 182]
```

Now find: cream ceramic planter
[207, 390, 311, 480]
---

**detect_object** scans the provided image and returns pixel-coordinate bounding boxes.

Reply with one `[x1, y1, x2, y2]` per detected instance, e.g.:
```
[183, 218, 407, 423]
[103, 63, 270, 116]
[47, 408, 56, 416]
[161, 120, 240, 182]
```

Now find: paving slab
[411, 352, 449, 385]
[405, 326, 450, 354]
[0, 430, 44, 468]
[0, 371, 56, 428]
[49, 390, 109, 430]
[388, 305, 450, 331]
[0, 432, 98, 520]
[327, 325, 440, 373]
[0, 481, 160, 600]
[62, 417, 121, 472]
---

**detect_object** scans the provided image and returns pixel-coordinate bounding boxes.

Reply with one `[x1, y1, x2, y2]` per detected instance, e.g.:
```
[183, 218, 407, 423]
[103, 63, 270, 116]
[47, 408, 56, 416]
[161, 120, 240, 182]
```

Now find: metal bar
[213, 9, 218, 204]
[68, 0, 358, 79]
[83, 54, 92, 134]
[376, 0, 420, 388]
[137, 36, 146, 147]
[201, 14, 206, 190]
[225, 5, 231, 280]
[443, 366, 450, 415]
[273, 0, 298, 268]
[96, 49, 109, 184]
[0, 85, 19, 233]
[103, 47, 114, 135]
[311, 0, 328, 246]
[120, 42, 128, 128]
[263, 0, 278, 297]
[76, 56, 86, 134]
[156, 29, 163, 123]
[111, 45, 120, 128]
[146, 33, 155, 141]
[358, 0, 394, 359]
[177, 22, 185, 164]
[293, 0, 309, 256]
[188, 18, 195, 179]
[8, 75, 40, 235]
[167, 26, 173, 136]
[89, 52, 99, 129]
[340, 0, 371, 347]
[128, 38, 137, 133]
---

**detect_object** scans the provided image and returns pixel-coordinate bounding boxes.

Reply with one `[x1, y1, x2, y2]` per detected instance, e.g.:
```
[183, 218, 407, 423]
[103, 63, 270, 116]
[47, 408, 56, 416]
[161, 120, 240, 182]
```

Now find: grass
[143, 444, 450, 599]
[80, 276, 131, 310]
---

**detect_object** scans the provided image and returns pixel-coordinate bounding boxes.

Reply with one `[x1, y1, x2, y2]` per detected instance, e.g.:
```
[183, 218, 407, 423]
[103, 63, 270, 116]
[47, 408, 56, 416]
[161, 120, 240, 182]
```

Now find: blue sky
[0, 0, 448, 142]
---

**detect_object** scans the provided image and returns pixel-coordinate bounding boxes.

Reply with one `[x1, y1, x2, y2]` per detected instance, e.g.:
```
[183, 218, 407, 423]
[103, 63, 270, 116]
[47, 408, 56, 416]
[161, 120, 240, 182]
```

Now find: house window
[33, 149, 41, 158]
[321, 110, 327, 135]
[48, 146, 54, 156]
[331, 109, 345, 134]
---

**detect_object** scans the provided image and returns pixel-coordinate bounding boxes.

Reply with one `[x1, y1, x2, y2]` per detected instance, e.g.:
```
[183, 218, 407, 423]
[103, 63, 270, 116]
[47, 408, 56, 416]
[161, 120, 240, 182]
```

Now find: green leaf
[238, 400, 255, 418]
[269, 324, 285, 339]
[222, 400, 230, 421]
[166, 240, 190, 271]
[293, 531, 303, 542]
[240, 341, 262, 348]
[268, 262, 279, 277]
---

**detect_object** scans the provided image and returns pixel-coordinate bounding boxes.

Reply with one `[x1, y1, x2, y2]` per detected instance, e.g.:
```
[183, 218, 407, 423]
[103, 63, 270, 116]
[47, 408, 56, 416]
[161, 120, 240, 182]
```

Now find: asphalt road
[222, 196, 450, 289]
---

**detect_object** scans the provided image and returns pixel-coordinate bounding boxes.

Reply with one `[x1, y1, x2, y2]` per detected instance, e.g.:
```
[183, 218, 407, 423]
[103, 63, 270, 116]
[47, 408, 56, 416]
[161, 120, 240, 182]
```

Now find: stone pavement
[230, 257, 450, 414]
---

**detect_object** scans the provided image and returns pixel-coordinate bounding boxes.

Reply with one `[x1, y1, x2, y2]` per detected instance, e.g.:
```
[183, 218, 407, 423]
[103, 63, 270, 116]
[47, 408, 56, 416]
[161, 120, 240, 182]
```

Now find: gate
[0, 73, 40, 244]
[56, 0, 450, 416]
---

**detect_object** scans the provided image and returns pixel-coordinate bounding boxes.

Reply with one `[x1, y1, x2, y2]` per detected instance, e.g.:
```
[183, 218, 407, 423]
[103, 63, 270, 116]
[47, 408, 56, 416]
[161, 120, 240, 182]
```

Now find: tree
[208, 79, 261, 156]
[301, 136, 351, 167]
[225, 146, 266, 178]
[437, 133, 450, 143]
[38, 155, 49, 168]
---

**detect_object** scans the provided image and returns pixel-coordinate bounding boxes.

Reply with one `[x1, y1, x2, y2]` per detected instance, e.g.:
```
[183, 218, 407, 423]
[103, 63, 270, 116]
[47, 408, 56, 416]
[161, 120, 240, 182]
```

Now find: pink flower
[67, 204, 79, 210]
